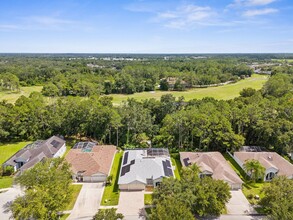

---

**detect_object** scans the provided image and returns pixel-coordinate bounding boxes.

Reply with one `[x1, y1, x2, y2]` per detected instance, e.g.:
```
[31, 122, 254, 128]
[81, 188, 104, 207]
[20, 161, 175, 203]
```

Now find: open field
[0, 141, 31, 165]
[0, 86, 43, 103]
[101, 151, 123, 206]
[0, 75, 267, 105]
[110, 74, 268, 104]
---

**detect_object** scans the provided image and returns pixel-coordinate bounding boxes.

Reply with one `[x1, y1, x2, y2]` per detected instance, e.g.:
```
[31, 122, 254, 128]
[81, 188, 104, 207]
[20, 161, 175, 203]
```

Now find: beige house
[66, 143, 116, 182]
[233, 151, 293, 181]
[180, 152, 243, 190]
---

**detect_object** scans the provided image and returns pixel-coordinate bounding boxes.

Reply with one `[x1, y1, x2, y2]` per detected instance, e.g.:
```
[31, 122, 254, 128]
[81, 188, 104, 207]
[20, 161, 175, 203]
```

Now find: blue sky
[0, 0, 292, 53]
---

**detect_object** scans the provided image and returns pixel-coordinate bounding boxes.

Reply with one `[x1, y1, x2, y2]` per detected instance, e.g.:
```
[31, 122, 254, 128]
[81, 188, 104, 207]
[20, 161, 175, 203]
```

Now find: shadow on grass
[223, 152, 248, 181]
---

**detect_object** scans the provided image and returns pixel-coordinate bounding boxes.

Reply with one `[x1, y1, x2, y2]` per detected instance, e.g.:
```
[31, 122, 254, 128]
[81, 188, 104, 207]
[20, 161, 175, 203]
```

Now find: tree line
[0, 56, 254, 96]
[0, 73, 293, 155]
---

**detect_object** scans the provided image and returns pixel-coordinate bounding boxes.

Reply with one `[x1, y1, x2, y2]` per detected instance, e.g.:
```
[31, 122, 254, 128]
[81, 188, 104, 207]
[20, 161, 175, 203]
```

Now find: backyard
[101, 151, 123, 206]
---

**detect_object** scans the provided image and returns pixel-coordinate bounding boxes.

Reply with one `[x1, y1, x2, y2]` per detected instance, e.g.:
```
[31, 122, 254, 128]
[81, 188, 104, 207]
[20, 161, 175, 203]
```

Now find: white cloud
[230, 0, 276, 7]
[155, 5, 216, 29]
[243, 8, 278, 16]
[0, 16, 84, 32]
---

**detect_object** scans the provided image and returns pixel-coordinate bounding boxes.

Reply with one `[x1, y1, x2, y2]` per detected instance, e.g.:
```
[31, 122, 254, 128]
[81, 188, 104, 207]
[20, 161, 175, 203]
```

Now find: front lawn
[242, 182, 267, 205]
[0, 176, 13, 189]
[65, 184, 82, 210]
[0, 141, 31, 165]
[171, 153, 182, 180]
[101, 151, 123, 206]
[144, 194, 153, 205]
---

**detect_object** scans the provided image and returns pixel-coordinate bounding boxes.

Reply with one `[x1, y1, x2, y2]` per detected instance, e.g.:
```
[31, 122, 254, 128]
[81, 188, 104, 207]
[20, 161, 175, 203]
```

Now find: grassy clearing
[0, 141, 31, 165]
[109, 74, 268, 105]
[0, 86, 43, 103]
[65, 184, 82, 210]
[171, 154, 182, 180]
[101, 151, 123, 206]
[0, 176, 13, 189]
[144, 194, 153, 205]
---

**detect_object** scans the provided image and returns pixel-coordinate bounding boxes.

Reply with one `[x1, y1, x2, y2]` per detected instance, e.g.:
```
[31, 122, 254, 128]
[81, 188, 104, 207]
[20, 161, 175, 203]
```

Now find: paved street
[117, 191, 145, 220]
[0, 186, 23, 220]
[68, 183, 104, 220]
[226, 190, 256, 215]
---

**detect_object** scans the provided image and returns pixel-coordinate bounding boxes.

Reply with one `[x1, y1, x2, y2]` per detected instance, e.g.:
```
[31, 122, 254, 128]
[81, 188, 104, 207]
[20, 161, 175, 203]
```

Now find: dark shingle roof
[4, 136, 65, 171]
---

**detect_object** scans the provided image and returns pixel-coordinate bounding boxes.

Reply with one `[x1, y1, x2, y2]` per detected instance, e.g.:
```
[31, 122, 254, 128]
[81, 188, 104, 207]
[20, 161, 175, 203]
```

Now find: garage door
[127, 183, 145, 191]
[91, 176, 106, 182]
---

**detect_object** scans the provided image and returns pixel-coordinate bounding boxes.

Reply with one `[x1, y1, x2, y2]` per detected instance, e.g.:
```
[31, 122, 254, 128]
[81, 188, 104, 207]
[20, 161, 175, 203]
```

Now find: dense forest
[0, 54, 293, 156]
[0, 54, 259, 96]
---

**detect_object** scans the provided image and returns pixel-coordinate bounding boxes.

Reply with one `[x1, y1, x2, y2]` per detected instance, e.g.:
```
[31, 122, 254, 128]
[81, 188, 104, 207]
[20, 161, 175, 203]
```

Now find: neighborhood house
[65, 142, 116, 182]
[3, 136, 66, 172]
[233, 151, 293, 181]
[180, 152, 243, 190]
[118, 148, 174, 191]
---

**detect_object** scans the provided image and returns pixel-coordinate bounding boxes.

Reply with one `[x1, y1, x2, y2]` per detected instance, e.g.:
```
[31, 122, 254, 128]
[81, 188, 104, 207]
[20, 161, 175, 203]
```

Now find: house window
[155, 182, 161, 187]
[266, 172, 275, 181]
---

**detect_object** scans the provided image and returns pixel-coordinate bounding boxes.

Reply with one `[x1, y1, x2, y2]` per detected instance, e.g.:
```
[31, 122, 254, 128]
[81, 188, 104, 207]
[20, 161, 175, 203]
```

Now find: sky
[0, 0, 292, 53]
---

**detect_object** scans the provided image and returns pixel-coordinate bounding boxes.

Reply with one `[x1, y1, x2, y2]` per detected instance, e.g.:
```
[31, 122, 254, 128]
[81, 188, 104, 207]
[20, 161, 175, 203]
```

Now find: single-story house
[233, 151, 293, 181]
[118, 148, 174, 191]
[65, 142, 116, 182]
[3, 136, 66, 173]
[180, 152, 243, 190]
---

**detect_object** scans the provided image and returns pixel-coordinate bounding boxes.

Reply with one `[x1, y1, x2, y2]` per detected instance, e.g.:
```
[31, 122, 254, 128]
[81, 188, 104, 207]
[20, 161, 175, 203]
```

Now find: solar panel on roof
[121, 164, 131, 176]
[123, 152, 129, 165]
[166, 159, 171, 168]
[183, 158, 190, 167]
[50, 140, 60, 148]
[130, 160, 135, 165]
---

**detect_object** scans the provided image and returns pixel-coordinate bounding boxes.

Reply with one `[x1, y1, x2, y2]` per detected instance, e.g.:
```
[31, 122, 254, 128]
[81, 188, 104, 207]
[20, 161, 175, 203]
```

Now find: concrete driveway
[220, 215, 266, 220]
[226, 190, 256, 215]
[0, 186, 23, 220]
[117, 191, 145, 220]
[68, 183, 104, 220]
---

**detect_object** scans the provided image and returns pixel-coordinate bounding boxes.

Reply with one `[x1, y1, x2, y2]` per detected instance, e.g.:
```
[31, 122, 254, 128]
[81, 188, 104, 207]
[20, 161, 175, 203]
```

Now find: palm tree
[243, 159, 266, 182]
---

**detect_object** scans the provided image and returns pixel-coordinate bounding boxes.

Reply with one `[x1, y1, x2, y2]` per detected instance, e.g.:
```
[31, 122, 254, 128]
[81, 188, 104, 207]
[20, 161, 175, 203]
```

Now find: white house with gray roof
[118, 148, 174, 191]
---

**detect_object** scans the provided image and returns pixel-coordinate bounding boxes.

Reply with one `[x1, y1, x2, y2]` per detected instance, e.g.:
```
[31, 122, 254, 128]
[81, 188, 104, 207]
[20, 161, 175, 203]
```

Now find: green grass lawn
[0, 141, 31, 165]
[0, 176, 14, 189]
[101, 151, 123, 206]
[65, 184, 83, 210]
[0, 86, 43, 103]
[60, 214, 70, 220]
[242, 182, 267, 206]
[109, 74, 268, 105]
[171, 154, 182, 180]
[144, 194, 153, 205]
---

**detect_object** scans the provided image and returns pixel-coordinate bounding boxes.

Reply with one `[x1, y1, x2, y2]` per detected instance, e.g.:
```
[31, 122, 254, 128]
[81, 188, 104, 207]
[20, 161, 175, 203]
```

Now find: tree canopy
[9, 158, 72, 220]
[151, 164, 231, 218]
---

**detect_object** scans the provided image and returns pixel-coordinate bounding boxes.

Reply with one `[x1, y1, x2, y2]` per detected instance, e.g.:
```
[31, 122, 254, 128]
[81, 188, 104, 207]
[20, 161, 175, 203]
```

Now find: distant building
[180, 152, 243, 190]
[233, 152, 293, 181]
[65, 143, 116, 182]
[3, 136, 66, 173]
[118, 148, 174, 191]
